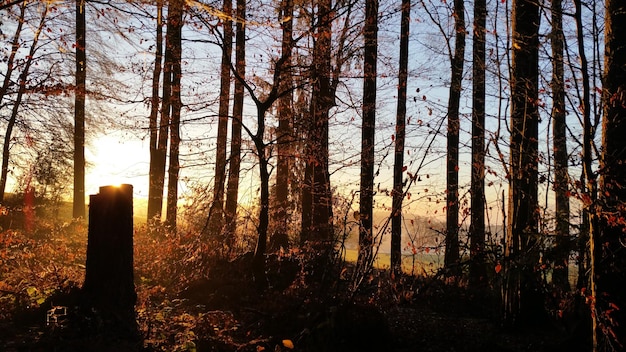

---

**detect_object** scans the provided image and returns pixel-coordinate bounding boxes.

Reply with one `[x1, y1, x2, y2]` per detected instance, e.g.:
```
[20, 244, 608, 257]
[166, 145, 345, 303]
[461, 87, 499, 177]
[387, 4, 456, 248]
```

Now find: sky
[86, 132, 149, 198]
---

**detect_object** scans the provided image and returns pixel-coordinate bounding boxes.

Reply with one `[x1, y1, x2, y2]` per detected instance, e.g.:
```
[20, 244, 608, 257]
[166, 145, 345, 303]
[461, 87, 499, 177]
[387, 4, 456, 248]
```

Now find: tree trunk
[147, 0, 164, 223]
[272, 0, 294, 251]
[2, 6, 48, 205]
[0, 2, 26, 202]
[312, 0, 334, 245]
[444, 0, 465, 277]
[152, 0, 175, 225]
[207, 0, 233, 238]
[73, 0, 87, 219]
[224, 0, 246, 252]
[550, 0, 570, 291]
[165, 0, 183, 230]
[469, 0, 487, 288]
[594, 1, 626, 347]
[504, 0, 542, 327]
[83, 184, 136, 329]
[358, 0, 378, 269]
[391, 0, 410, 277]
[303, 0, 334, 245]
[252, 126, 270, 282]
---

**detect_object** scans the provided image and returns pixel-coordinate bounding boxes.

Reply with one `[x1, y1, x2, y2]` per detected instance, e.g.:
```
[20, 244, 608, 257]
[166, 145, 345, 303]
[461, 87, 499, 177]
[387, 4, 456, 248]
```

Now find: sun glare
[86, 133, 149, 198]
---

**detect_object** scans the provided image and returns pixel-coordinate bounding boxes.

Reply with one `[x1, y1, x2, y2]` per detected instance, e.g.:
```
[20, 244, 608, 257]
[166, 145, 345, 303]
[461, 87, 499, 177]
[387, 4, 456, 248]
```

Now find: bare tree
[550, 0, 570, 291]
[303, 0, 335, 245]
[0, 1, 27, 202]
[358, 0, 378, 269]
[270, 0, 295, 251]
[147, 0, 164, 223]
[593, 1, 626, 348]
[165, 0, 184, 230]
[224, 0, 246, 252]
[73, 0, 87, 218]
[443, 0, 465, 277]
[503, 0, 542, 326]
[469, 0, 487, 287]
[391, 0, 410, 277]
[207, 0, 234, 238]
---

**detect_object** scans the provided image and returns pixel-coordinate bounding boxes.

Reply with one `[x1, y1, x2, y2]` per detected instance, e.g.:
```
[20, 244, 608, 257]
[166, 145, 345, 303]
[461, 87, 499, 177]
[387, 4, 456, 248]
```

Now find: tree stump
[82, 184, 136, 329]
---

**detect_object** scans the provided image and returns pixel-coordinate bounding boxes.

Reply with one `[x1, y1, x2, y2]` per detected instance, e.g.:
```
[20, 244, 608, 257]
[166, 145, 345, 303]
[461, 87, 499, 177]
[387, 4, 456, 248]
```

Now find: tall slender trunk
[154, 0, 175, 224]
[207, 0, 233, 237]
[551, 0, 570, 290]
[147, 0, 164, 222]
[444, 0, 465, 277]
[469, 0, 487, 287]
[272, 0, 294, 250]
[0, 1, 26, 202]
[224, 0, 246, 252]
[165, 0, 183, 230]
[1, 5, 47, 204]
[358, 0, 378, 269]
[303, 0, 334, 245]
[504, 0, 541, 326]
[391, 0, 410, 277]
[594, 1, 626, 348]
[73, 0, 87, 219]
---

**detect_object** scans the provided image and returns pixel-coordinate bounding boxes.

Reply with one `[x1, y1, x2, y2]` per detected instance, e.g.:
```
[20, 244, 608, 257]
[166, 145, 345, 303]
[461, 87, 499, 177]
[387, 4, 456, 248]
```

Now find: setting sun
[86, 133, 149, 198]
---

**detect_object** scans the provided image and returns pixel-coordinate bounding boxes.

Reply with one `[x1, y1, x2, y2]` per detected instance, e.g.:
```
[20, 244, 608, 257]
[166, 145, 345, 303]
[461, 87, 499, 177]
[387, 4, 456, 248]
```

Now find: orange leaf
[495, 263, 502, 273]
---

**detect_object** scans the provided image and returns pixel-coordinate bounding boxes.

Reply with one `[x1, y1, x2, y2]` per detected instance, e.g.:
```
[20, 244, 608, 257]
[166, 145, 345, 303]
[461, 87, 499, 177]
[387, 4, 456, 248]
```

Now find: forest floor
[1, 252, 588, 352]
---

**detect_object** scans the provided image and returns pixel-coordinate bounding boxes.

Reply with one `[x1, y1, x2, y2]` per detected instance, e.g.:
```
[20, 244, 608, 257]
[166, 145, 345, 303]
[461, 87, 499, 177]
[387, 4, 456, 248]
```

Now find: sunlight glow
[86, 133, 149, 198]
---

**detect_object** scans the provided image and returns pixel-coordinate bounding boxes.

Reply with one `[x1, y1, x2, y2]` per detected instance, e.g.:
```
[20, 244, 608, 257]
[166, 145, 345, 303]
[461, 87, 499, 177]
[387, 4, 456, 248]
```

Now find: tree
[593, 1, 626, 348]
[469, 0, 487, 287]
[73, 0, 87, 219]
[212, 14, 295, 278]
[271, 0, 294, 251]
[504, 0, 542, 326]
[2, 5, 49, 205]
[147, 0, 165, 223]
[550, 0, 570, 291]
[358, 0, 378, 269]
[165, 0, 184, 230]
[391, 0, 410, 277]
[303, 0, 335, 245]
[0, 1, 27, 202]
[444, 0, 465, 277]
[206, 0, 233, 238]
[224, 0, 246, 252]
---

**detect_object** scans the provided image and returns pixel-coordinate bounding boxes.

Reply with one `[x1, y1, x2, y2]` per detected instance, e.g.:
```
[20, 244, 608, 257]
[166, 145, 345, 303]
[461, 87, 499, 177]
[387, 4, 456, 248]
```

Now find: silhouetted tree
[224, 0, 246, 252]
[593, 1, 626, 348]
[0, 1, 27, 203]
[207, 0, 233, 238]
[306, 0, 335, 245]
[444, 0, 465, 277]
[469, 0, 487, 287]
[147, 0, 164, 223]
[73, 0, 86, 218]
[550, 0, 570, 291]
[503, 0, 542, 326]
[165, 0, 184, 230]
[271, 0, 294, 251]
[358, 0, 378, 269]
[391, 0, 410, 277]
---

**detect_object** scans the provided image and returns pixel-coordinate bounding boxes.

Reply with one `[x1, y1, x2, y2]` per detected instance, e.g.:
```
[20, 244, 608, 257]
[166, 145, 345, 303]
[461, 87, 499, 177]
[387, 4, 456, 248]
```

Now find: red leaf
[495, 263, 502, 273]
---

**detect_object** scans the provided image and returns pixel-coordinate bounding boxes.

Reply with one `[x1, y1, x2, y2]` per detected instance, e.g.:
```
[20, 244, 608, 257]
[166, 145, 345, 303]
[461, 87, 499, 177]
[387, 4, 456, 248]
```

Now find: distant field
[342, 248, 444, 276]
